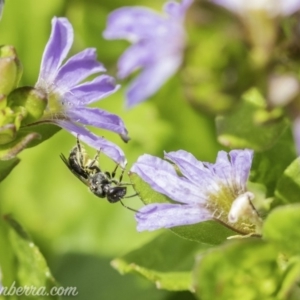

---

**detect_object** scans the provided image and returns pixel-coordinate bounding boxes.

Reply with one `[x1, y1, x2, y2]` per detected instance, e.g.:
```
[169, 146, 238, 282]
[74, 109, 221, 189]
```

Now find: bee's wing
[60, 153, 89, 185]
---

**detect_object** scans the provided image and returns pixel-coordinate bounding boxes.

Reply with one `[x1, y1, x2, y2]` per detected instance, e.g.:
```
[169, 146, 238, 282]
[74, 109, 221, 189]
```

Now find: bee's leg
[118, 167, 125, 183]
[88, 148, 101, 169]
[124, 192, 138, 198]
[111, 164, 120, 179]
[76, 134, 81, 151]
[119, 200, 138, 213]
[76, 135, 85, 167]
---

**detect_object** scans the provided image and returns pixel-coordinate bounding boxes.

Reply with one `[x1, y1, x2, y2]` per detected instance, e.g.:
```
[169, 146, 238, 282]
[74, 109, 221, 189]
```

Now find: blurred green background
[0, 0, 220, 299]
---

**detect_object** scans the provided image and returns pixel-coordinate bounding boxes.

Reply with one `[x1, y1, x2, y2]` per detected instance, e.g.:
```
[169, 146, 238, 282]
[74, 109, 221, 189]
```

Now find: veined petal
[132, 156, 207, 204]
[165, 150, 206, 176]
[213, 150, 232, 181]
[55, 48, 105, 89]
[126, 54, 182, 108]
[64, 75, 120, 105]
[37, 17, 73, 84]
[66, 107, 129, 137]
[135, 203, 212, 231]
[55, 120, 126, 167]
[133, 154, 178, 176]
[229, 149, 253, 191]
[103, 7, 169, 42]
[163, 0, 193, 19]
[165, 150, 220, 193]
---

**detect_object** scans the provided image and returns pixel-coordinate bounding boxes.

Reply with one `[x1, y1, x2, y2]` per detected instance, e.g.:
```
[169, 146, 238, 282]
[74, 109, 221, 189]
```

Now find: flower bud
[0, 46, 23, 95]
[7, 87, 47, 125]
[0, 123, 16, 144]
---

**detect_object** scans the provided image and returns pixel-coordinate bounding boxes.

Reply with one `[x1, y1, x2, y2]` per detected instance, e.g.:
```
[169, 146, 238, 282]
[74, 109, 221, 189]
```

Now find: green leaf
[263, 204, 300, 256]
[111, 231, 208, 292]
[251, 128, 296, 198]
[0, 131, 40, 159]
[19, 124, 60, 148]
[129, 173, 236, 244]
[275, 158, 300, 204]
[216, 89, 288, 151]
[0, 157, 19, 182]
[194, 239, 283, 300]
[0, 215, 58, 299]
[277, 257, 300, 300]
[0, 214, 17, 300]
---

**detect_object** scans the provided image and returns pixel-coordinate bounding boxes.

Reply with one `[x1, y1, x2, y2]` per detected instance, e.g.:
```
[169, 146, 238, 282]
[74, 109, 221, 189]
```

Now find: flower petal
[165, 150, 220, 193]
[212, 0, 300, 16]
[126, 55, 182, 108]
[37, 17, 73, 85]
[117, 43, 154, 79]
[103, 7, 168, 42]
[135, 203, 212, 231]
[66, 107, 129, 138]
[282, 0, 300, 15]
[212, 150, 232, 181]
[55, 48, 105, 90]
[131, 154, 208, 204]
[293, 115, 300, 155]
[55, 120, 126, 167]
[211, 0, 242, 14]
[229, 149, 253, 191]
[163, 0, 193, 19]
[64, 75, 120, 105]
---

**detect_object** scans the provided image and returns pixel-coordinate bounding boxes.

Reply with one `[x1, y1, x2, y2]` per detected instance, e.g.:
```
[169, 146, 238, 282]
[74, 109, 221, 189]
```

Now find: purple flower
[103, 0, 193, 108]
[35, 17, 129, 166]
[211, 0, 300, 17]
[131, 149, 261, 233]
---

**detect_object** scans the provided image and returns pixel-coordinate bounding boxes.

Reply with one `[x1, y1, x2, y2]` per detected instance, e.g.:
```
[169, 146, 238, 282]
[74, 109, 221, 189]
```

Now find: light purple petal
[64, 75, 120, 105]
[37, 17, 73, 84]
[103, 7, 168, 42]
[165, 150, 207, 178]
[293, 116, 300, 155]
[55, 48, 105, 89]
[135, 203, 212, 231]
[213, 150, 232, 180]
[211, 0, 242, 14]
[131, 154, 207, 204]
[163, 0, 193, 19]
[229, 149, 253, 191]
[132, 154, 178, 176]
[211, 0, 300, 16]
[117, 43, 154, 79]
[282, 0, 300, 15]
[126, 54, 182, 108]
[55, 120, 126, 167]
[164, 150, 220, 193]
[66, 107, 128, 137]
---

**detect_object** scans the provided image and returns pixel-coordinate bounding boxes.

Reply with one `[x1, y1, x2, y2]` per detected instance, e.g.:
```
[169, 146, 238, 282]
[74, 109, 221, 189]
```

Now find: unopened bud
[0, 123, 16, 144]
[7, 87, 47, 125]
[0, 45, 23, 95]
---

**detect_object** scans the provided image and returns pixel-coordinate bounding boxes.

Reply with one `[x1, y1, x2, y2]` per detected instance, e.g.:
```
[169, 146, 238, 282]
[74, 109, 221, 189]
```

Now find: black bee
[60, 136, 135, 209]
